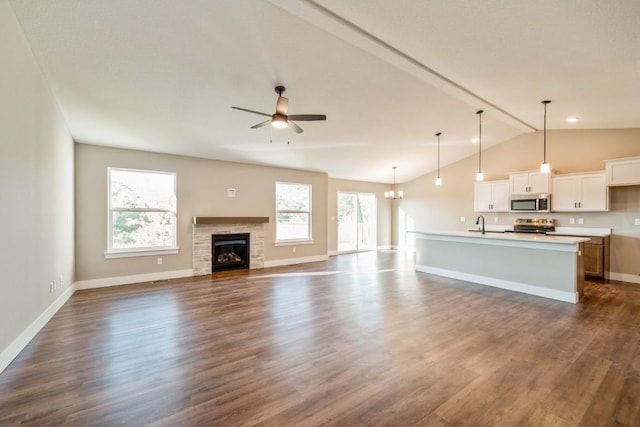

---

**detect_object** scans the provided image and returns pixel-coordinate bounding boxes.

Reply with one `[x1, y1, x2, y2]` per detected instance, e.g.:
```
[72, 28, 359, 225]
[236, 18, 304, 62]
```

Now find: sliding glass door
[337, 192, 377, 253]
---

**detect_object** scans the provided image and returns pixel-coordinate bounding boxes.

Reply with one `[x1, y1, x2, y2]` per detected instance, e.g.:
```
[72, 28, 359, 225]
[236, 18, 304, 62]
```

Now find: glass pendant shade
[476, 171, 484, 182]
[540, 162, 551, 173]
[435, 176, 442, 186]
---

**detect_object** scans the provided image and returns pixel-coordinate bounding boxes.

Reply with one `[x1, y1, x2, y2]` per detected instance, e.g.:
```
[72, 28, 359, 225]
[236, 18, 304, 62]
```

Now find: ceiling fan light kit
[232, 86, 326, 135]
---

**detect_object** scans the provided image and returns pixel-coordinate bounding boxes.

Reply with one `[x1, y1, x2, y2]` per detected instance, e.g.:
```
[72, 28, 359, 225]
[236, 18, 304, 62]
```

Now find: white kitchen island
[412, 231, 590, 303]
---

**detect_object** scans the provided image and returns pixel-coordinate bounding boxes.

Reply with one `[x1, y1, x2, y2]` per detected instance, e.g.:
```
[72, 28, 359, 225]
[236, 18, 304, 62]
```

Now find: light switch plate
[635, 218, 640, 225]
[569, 218, 575, 225]
[578, 218, 584, 225]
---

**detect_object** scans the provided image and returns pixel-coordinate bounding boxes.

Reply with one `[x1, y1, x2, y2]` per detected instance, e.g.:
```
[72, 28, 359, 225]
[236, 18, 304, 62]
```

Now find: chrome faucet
[475, 215, 485, 235]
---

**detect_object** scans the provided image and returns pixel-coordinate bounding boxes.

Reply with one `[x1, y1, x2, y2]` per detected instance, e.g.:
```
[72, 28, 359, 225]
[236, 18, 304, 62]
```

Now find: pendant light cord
[542, 100, 551, 163]
[436, 132, 441, 176]
[477, 110, 483, 173]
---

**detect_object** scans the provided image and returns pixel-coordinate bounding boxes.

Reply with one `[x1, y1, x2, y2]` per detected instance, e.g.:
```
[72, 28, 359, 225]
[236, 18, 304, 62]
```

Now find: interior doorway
[337, 192, 377, 253]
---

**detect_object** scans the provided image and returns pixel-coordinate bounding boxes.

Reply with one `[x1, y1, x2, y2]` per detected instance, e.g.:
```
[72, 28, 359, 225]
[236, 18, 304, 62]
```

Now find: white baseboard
[0, 284, 76, 374]
[75, 269, 194, 290]
[415, 264, 578, 304]
[609, 272, 640, 284]
[328, 250, 338, 256]
[264, 255, 329, 268]
[377, 245, 392, 250]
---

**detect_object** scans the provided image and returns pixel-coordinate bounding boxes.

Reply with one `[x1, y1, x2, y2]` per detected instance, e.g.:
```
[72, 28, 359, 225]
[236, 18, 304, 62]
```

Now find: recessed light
[566, 117, 580, 123]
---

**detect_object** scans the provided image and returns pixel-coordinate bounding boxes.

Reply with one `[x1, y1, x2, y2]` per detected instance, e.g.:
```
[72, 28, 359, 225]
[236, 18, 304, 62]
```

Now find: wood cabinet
[474, 180, 509, 212]
[551, 172, 608, 212]
[583, 236, 610, 281]
[510, 171, 551, 194]
[604, 156, 640, 186]
[553, 234, 610, 281]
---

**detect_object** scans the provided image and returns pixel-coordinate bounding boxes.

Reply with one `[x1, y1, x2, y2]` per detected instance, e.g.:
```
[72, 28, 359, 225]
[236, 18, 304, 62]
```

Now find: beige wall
[397, 129, 640, 277]
[327, 178, 392, 253]
[0, 1, 75, 362]
[75, 144, 329, 281]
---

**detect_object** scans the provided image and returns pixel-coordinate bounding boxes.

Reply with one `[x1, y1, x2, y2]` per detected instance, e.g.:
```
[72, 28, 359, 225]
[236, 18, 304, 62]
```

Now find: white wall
[0, 1, 75, 371]
[75, 144, 329, 281]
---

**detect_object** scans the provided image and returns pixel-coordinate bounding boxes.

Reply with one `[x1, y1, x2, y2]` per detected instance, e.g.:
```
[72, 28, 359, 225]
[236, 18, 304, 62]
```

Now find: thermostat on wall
[227, 188, 236, 198]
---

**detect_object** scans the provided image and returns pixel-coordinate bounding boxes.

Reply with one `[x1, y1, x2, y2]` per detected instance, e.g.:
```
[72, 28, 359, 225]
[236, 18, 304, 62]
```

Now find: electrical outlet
[157, 257, 163, 265]
[50, 281, 55, 293]
[59, 276, 63, 288]
[578, 218, 584, 225]
[635, 218, 640, 226]
[494, 217, 499, 223]
[569, 218, 575, 225]
[292, 247, 296, 253]
[460, 216, 465, 222]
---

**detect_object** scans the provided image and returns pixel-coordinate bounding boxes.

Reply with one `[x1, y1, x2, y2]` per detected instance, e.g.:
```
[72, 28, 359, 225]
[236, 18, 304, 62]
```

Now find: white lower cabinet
[552, 172, 608, 212]
[474, 180, 509, 212]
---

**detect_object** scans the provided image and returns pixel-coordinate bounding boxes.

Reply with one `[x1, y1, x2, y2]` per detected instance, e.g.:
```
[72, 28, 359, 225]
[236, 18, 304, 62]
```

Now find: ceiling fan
[232, 86, 326, 134]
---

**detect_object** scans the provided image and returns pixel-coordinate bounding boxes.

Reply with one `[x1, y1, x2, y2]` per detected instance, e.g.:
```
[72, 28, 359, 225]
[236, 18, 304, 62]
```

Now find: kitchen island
[412, 231, 590, 303]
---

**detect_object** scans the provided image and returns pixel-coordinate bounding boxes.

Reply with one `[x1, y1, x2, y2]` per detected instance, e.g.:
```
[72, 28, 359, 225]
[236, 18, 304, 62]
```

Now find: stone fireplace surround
[192, 217, 268, 276]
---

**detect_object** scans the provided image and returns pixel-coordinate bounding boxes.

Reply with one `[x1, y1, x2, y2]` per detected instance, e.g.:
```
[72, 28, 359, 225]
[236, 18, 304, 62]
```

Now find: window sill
[105, 247, 179, 259]
[274, 240, 314, 247]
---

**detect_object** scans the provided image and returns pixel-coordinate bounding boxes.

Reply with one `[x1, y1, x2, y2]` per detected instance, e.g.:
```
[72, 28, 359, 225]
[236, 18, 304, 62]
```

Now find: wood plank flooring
[1, 251, 639, 426]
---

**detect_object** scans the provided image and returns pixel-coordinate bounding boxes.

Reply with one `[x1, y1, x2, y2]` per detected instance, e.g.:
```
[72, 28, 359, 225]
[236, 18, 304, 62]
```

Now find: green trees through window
[276, 182, 311, 241]
[108, 168, 176, 251]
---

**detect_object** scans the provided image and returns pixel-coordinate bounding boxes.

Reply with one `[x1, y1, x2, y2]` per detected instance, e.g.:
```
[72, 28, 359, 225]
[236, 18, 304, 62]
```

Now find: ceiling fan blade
[276, 96, 288, 115]
[232, 106, 271, 117]
[288, 121, 304, 134]
[287, 114, 326, 121]
[251, 120, 272, 129]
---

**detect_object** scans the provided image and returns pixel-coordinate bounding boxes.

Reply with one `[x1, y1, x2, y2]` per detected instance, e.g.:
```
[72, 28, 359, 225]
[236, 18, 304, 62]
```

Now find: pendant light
[384, 166, 403, 200]
[475, 110, 484, 181]
[540, 100, 552, 173]
[435, 132, 442, 185]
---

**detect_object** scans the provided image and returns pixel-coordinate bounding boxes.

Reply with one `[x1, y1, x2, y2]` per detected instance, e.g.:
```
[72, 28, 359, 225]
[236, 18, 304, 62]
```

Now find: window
[276, 182, 312, 242]
[107, 168, 177, 256]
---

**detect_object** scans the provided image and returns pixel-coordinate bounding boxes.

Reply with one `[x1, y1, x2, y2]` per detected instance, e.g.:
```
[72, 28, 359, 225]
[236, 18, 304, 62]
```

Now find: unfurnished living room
[1, 1, 639, 426]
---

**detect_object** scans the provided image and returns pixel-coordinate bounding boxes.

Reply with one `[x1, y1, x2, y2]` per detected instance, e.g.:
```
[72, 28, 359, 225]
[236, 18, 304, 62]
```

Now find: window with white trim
[107, 168, 177, 254]
[275, 182, 312, 242]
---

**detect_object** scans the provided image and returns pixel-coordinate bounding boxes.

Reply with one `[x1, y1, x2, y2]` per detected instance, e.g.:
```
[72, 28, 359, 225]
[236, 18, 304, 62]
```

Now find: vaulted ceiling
[8, 0, 640, 183]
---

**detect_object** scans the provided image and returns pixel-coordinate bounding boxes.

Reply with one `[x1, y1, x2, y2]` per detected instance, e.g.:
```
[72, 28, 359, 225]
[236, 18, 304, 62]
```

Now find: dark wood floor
[1, 251, 639, 426]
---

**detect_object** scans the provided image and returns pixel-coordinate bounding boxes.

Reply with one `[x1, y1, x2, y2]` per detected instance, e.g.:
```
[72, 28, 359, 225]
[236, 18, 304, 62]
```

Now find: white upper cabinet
[509, 171, 551, 194]
[552, 172, 608, 212]
[474, 180, 509, 212]
[604, 156, 640, 186]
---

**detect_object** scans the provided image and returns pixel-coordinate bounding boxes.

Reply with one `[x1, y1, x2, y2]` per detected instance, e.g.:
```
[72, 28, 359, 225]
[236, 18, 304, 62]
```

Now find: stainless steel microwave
[510, 194, 551, 213]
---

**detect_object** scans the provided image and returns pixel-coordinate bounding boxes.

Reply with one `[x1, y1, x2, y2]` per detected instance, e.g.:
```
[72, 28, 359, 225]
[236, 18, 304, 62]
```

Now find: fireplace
[211, 233, 249, 272]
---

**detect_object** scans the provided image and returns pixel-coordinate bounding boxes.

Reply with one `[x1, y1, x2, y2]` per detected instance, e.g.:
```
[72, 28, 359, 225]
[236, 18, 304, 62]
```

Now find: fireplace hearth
[212, 233, 249, 272]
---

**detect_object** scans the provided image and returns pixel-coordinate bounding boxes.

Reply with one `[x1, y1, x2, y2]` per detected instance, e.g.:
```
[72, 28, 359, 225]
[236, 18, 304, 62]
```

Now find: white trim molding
[75, 269, 193, 290]
[416, 264, 579, 304]
[264, 255, 329, 268]
[610, 272, 640, 285]
[0, 285, 76, 374]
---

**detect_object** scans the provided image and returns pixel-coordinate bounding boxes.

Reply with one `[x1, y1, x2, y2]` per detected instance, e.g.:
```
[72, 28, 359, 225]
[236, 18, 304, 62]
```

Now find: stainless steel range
[513, 218, 555, 234]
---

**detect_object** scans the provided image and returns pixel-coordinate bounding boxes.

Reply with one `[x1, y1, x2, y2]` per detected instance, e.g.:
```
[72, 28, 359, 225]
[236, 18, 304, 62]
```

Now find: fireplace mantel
[193, 216, 269, 225]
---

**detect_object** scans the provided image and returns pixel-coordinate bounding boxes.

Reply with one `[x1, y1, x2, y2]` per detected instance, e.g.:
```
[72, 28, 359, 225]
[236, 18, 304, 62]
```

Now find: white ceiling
[8, 0, 640, 183]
